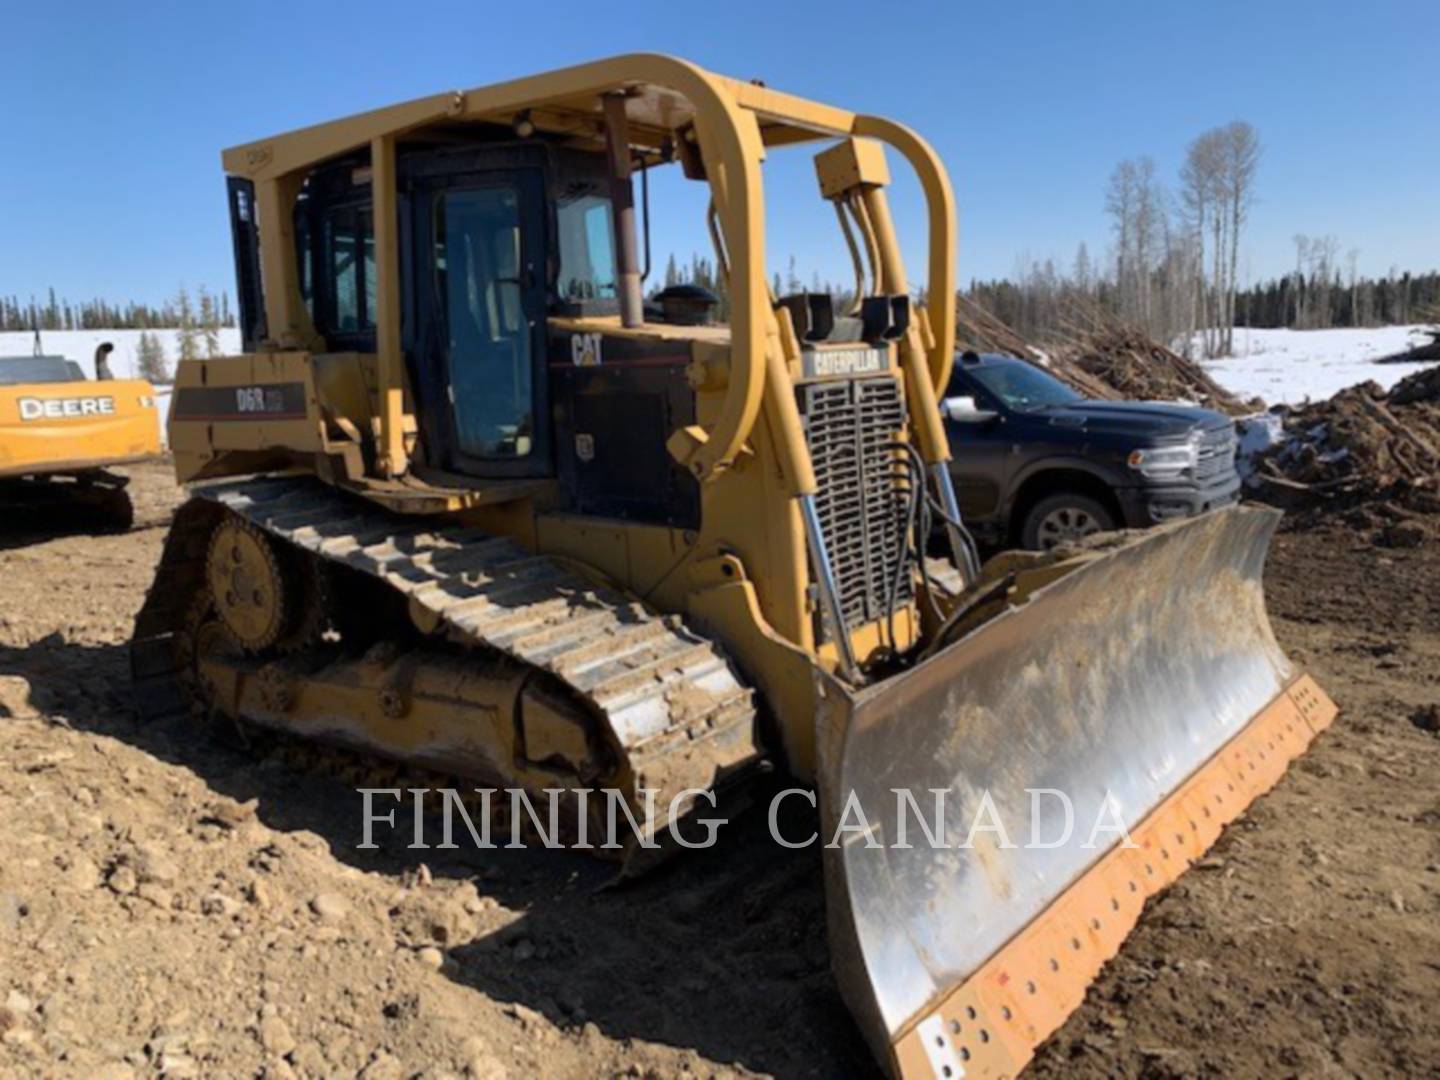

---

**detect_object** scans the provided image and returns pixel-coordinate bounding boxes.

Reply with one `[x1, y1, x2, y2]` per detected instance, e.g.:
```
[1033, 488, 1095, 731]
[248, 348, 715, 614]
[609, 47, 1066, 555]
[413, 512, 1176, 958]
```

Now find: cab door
[414, 170, 551, 478]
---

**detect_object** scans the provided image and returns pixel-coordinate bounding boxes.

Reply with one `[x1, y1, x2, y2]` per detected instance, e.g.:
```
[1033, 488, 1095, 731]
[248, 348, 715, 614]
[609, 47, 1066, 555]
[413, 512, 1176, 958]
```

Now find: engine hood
[1034, 399, 1231, 440]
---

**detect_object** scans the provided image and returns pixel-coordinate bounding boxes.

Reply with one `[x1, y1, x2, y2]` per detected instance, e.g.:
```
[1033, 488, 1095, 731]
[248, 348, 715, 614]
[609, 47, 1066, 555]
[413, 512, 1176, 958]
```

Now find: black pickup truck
[943, 352, 1241, 550]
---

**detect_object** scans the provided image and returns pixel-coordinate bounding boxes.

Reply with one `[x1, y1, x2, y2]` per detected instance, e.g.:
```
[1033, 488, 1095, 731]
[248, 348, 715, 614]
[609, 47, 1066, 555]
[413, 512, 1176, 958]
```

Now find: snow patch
[1198, 325, 1438, 405]
[1233, 412, 1286, 483]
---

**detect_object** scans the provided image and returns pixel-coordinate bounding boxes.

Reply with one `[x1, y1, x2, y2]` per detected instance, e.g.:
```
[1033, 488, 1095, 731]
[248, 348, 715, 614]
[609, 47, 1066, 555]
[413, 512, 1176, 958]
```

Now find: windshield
[965, 360, 1082, 413]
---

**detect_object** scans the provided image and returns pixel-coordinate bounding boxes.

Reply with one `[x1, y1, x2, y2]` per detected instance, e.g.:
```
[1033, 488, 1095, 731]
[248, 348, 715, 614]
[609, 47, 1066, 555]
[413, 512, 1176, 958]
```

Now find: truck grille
[1195, 426, 1237, 482]
[798, 376, 911, 636]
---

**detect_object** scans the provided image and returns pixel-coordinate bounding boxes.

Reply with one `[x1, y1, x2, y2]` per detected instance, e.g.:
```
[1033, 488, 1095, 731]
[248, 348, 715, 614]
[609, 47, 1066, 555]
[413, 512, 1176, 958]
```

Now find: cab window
[321, 205, 375, 334]
[555, 189, 616, 302]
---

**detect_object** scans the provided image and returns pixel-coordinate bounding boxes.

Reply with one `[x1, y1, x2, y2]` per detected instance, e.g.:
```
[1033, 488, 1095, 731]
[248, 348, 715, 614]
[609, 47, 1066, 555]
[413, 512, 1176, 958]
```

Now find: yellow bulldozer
[1, 338, 161, 530]
[131, 55, 1335, 1078]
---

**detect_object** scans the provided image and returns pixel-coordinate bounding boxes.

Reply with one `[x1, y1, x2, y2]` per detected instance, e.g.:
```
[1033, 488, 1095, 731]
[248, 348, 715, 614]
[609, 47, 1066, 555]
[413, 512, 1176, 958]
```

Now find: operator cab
[249, 135, 620, 481]
[228, 125, 715, 523]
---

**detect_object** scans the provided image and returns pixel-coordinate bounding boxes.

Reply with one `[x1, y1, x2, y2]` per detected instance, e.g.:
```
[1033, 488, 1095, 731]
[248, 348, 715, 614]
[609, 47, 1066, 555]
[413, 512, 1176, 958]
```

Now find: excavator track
[131, 476, 762, 861]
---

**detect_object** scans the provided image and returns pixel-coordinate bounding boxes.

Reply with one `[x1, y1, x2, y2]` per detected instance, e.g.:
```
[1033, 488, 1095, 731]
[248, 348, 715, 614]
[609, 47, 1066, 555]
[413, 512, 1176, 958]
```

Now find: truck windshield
[967, 361, 1082, 413]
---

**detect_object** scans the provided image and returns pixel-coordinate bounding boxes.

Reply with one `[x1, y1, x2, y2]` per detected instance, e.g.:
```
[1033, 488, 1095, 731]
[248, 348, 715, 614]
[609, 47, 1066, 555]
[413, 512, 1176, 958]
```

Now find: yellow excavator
[131, 56, 1335, 1078]
[2, 338, 161, 529]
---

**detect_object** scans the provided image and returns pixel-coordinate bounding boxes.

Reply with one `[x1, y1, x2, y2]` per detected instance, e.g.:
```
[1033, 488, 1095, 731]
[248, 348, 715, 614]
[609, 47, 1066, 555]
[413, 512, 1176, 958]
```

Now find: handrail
[851, 115, 958, 396]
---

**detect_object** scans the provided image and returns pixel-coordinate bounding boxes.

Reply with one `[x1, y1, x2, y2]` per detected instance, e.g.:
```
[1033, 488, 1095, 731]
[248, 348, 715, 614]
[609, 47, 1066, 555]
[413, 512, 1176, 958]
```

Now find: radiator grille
[1195, 425, 1237, 481]
[798, 376, 912, 635]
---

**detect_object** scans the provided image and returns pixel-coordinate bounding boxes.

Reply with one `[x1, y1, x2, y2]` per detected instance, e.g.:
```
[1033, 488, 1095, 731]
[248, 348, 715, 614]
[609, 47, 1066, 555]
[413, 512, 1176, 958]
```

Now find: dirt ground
[1, 460, 1437, 1079]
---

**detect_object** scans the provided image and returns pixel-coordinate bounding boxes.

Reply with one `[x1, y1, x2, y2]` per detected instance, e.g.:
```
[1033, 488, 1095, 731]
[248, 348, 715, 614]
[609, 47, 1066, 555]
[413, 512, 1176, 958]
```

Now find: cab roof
[222, 53, 860, 182]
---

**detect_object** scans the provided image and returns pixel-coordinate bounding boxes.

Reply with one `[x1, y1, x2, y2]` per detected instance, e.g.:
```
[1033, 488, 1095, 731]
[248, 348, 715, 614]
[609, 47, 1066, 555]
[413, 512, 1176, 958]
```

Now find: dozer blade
[815, 505, 1336, 1079]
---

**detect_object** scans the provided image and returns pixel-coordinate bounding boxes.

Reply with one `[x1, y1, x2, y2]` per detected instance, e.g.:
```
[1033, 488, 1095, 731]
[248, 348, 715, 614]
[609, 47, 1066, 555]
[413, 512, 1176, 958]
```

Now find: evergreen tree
[198, 286, 222, 357]
[176, 286, 200, 362]
[136, 332, 172, 385]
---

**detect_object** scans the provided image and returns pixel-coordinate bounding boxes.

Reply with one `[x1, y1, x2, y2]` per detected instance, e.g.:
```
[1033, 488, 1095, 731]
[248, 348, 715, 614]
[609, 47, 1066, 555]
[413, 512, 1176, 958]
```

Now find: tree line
[968, 260, 1440, 350]
[656, 251, 875, 324]
[0, 286, 235, 333]
[1235, 243, 1439, 329]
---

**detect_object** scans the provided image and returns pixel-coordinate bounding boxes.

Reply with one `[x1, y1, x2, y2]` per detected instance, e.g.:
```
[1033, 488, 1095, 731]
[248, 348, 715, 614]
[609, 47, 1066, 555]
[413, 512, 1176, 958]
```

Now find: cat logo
[570, 332, 603, 367]
[18, 396, 116, 422]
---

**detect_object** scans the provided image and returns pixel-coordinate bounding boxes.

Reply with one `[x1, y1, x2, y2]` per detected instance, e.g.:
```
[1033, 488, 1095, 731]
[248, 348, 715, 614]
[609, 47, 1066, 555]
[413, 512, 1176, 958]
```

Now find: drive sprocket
[205, 517, 291, 651]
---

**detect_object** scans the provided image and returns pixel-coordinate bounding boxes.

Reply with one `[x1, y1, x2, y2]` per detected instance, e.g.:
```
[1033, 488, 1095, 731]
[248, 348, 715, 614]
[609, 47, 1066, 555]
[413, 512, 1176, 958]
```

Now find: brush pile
[954, 296, 1252, 412]
[955, 294, 1046, 363]
[1048, 304, 1252, 415]
[954, 298, 1126, 402]
[1252, 365, 1440, 544]
[1375, 325, 1440, 364]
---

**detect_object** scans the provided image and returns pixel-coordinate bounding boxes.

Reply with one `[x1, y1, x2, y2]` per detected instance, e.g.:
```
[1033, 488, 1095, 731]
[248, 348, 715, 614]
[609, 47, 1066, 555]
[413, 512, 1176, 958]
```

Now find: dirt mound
[1251, 365, 1440, 543]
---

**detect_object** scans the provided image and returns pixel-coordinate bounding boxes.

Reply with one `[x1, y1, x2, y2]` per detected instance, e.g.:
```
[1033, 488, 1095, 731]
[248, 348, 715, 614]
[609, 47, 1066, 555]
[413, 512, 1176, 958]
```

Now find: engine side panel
[169, 352, 324, 483]
[549, 327, 701, 530]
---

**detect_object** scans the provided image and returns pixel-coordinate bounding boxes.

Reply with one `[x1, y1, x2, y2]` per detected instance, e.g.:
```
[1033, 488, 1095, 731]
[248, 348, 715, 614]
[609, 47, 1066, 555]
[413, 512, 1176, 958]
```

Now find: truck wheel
[1020, 493, 1116, 551]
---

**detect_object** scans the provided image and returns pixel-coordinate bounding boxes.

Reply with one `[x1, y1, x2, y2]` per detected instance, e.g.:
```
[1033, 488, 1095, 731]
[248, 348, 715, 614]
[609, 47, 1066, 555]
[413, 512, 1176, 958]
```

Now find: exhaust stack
[603, 94, 645, 328]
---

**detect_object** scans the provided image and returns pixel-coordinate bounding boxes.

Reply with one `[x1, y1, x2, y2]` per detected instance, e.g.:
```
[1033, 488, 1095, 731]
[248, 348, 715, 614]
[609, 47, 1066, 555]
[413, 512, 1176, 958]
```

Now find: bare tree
[1105, 159, 1137, 314]
[1347, 248, 1362, 325]
[1133, 158, 1165, 331]
[1311, 235, 1340, 327]
[1293, 235, 1310, 327]
[1105, 157, 1167, 334]
[1219, 122, 1261, 353]
[1180, 129, 1226, 356]
[1072, 242, 1094, 294]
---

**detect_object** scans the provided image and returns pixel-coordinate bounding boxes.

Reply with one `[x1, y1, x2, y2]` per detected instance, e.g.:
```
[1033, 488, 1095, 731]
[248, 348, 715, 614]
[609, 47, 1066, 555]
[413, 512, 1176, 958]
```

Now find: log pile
[1252, 365, 1440, 544]
[1375, 325, 1440, 364]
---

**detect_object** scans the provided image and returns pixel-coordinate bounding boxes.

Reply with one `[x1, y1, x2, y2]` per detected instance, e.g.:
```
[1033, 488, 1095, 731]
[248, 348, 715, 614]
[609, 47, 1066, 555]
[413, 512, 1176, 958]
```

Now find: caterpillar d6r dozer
[2, 342, 161, 530]
[131, 55, 1336, 1078]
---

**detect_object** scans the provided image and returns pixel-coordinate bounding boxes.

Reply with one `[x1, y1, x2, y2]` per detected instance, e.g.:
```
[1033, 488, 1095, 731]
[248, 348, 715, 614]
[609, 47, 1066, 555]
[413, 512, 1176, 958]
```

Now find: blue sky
[1, 0, 1435, 308]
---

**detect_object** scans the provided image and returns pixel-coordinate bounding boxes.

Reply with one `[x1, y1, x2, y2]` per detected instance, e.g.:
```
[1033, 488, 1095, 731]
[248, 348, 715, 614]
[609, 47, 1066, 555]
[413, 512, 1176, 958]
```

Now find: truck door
[415, 170, 551, 478]
[945, 367, 1013, 521]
